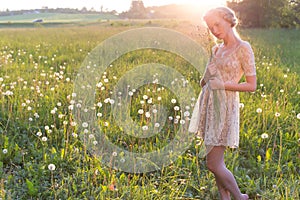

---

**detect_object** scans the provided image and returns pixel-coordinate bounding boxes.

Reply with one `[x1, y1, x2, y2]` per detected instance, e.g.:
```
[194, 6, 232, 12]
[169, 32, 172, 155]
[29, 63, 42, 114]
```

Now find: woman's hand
[208, 77, 224, 90]
[206, 62, 217, 77]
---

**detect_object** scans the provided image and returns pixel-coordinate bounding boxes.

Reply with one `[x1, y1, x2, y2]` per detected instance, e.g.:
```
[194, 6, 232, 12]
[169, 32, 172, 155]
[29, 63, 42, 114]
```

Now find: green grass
[0, 22, 299, 199]
[0, 13, 119, 23]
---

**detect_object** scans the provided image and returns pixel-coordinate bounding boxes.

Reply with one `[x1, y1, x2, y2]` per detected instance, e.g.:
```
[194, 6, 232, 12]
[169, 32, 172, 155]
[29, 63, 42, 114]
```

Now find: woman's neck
[223, 29, 240, 47]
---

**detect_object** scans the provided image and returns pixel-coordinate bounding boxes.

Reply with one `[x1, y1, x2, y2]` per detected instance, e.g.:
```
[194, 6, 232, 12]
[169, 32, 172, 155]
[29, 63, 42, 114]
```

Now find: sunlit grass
[0, 22, 299, 199]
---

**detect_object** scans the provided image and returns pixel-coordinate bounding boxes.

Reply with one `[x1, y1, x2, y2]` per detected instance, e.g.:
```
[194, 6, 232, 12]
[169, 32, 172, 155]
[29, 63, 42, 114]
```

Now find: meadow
[0, 21, 299, 199]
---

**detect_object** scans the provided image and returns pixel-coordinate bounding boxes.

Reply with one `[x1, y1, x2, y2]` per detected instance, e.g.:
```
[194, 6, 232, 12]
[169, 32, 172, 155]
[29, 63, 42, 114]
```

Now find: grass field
[0, 21, 299, 199]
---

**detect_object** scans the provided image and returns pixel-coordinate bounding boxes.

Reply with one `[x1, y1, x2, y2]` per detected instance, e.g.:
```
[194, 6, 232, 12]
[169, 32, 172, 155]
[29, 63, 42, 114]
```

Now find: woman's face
[206, 15, 231, 40]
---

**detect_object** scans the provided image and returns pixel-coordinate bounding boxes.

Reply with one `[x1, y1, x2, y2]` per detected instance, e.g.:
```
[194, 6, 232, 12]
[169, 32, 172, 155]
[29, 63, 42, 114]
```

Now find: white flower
[142, 126, 148, 131]
[157, 96, 162, 101]
[128, 91, 133, 96]
[82, 122, 88, 128]
[174, 106, 180, 111]
[97, 102, 102, 107]
[261, 133, 269, 139]
[154, 123, 160, 128]
[143, 95, 148, 100]
[93, 141, 98, 145]
[180, 120, 185, 124]
[152, 109, 158, 114]
[97, 113, 103, 117]
[3, 149, 8, 154]
[104, 122, 109, 127]
[45, 126, 50, 130]
[145, 112, 151, 118]
[239, 103, 244, 109]
[280, 89, 284, 93]
[168, 116, 173, 121]
[89, 134, 94, 139]
[275, 112, 280, 117]
[297, 113, 300, 119]
[138, 109, 144, 114]
[171, 99, 176, 104]
[109, 99, 115, 104]
[112, 152, 117, 157]
[42, 136, 48, 142]
[72, 132, 78, 138]
[36, 131, 42, 137]
[184, 111, 190, 117]
[256, 108, 262, 113]
[48, 164, 56, 171]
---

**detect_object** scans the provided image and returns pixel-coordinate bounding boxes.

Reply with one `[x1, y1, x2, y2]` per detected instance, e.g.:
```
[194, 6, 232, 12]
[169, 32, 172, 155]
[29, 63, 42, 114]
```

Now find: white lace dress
[189, 41, 256, 152]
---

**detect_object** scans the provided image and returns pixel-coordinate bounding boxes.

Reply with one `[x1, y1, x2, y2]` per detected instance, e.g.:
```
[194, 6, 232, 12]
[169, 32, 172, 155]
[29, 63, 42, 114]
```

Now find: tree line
[227, 0, 300, 28]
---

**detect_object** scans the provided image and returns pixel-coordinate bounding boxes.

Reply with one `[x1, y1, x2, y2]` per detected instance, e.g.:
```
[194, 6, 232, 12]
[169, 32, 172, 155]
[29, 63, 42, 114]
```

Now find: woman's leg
[206, 146, 248, 200]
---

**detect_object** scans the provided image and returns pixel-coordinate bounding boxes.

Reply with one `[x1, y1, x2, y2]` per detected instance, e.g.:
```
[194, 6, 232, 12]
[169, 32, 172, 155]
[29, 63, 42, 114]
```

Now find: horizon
[0, 0, 226, 13]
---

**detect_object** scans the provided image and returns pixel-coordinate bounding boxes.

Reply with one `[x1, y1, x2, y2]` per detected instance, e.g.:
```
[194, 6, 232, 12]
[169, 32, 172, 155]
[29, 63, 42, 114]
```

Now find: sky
[0, 0, 226, 12]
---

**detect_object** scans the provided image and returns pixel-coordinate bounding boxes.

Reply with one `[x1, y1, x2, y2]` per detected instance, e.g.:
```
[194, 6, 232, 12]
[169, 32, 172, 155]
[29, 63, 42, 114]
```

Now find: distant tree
[227, 0, 300, 28]
[81, 7, 87, 13]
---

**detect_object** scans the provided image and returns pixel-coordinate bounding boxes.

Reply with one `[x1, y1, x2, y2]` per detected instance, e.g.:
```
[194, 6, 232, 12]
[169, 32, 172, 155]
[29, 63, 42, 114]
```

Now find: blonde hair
[203, 7, 238, 28]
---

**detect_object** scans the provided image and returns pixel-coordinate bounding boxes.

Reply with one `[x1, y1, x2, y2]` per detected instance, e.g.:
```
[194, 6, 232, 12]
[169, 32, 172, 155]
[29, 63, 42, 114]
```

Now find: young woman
[189, 6, 256, 200]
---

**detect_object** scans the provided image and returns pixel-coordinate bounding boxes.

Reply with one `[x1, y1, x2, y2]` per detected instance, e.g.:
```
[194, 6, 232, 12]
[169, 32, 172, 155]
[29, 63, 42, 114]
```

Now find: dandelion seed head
[171, 99, 177, 104]
[72, 132, 78, 138]
[297, 113, 300, 119]
[142, 125, 148, 131]
[261, 133, 269, 139]
[154, 123, 160, 128]
[184, 111, 190, 117]
[145, 112, 151, 118]
[42, 136, 48, 142]
[275, 112, 280, 117]
[256, 108, 262, 113]
[138, 109, 144, 114]
[174, 106, 180, 111]
[36, 131, 42, 137]
[48, 164, 56, 171]
[112, 152, 117, 157]
[89, 134, 94, 139]
[3, 149, 8, 154]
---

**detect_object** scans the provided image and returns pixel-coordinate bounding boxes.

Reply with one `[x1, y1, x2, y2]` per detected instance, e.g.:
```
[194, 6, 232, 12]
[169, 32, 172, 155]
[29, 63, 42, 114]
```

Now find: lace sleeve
[239, 42, 256, 76]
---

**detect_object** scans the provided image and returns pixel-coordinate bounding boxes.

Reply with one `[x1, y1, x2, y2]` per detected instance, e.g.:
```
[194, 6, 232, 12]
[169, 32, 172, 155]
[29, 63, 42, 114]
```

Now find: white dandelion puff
[48, 164, 56, 171]
[261, 133, 269, 139]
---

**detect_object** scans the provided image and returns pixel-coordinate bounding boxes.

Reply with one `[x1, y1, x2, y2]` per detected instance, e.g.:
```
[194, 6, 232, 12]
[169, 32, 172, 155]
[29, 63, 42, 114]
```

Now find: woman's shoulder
[238, 40, 253, 50]
[237, 40, 254, 54]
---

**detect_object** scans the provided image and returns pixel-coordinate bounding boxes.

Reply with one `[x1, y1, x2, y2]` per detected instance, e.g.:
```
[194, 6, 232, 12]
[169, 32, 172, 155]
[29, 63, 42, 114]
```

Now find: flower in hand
[208, 77, 224, 90]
